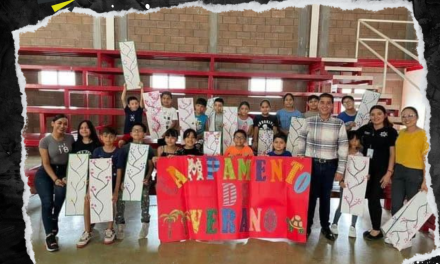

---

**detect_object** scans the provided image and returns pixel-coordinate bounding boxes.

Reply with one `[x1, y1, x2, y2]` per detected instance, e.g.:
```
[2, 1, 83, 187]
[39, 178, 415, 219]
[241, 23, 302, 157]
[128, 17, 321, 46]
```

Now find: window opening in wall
[39, 70, 75, 86]
[249, 78, 282, 93]
[151, 74, 185, 89]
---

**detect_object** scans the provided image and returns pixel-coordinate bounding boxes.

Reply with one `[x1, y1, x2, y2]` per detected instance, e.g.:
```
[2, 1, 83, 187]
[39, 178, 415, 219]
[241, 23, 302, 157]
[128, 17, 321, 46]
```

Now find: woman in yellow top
[392, 106, 429, 216]
[224, 130, 254, 157]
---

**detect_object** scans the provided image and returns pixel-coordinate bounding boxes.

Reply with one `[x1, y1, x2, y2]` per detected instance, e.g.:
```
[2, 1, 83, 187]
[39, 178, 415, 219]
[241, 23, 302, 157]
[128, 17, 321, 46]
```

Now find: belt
[312, 158, 338, 164]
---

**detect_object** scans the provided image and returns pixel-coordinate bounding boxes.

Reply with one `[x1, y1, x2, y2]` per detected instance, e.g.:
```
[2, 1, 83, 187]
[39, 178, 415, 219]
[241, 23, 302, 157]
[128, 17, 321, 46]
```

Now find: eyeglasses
[402, 114, 417, 119]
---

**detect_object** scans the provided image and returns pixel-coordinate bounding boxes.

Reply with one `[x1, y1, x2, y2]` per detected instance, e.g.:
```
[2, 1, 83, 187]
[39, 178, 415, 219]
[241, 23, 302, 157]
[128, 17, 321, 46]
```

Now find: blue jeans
[307, 159, 338, 233]
[34, 165, 67, 235]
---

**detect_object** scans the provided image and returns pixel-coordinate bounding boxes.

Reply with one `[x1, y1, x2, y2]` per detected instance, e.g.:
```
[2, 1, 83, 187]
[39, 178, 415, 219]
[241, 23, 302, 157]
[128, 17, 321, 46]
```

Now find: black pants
[307, 159, 338, 233]
[365, 169, 384, 231]
[391, 164, 423, 216]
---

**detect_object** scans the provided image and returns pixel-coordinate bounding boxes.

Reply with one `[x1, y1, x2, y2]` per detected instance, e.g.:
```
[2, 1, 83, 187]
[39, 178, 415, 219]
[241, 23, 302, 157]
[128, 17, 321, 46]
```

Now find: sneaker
[384, 237, 392, 245]
[76, 231, 92, 248]
[330, 224, 338, 235]
[349, 226, 356, 238]
[117, 224, 125, 240]
[45, 234, 59, 252]
[104, 229, 116, 245]
[139, 223, 150, 239]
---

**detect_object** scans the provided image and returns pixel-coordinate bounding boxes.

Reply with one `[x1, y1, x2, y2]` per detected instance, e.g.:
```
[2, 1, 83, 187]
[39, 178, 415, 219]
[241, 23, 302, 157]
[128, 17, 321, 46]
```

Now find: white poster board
[119, 41, 141, 90]
[222, 107, 238, 154]
[382, 191, 433, 251]
[258, 130, 273, 156]
[353, 90, 381, 130]
[340, 155, 369, 216]
[286, 118, 305, 156]
[122, 144, 149, 201]
[205, 97, 218, 119]
[177, 98, 197, 139]
[65, 154, 89, 216]
[144, 91, 166, 139]
[89, 158, 113, 224]
[204, 131, 221, 156]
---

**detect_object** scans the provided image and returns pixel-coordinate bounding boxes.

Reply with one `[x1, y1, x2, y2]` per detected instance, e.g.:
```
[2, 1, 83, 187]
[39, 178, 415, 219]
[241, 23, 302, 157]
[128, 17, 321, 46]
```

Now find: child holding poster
[77, 126, 121, 248]
[330, 131, 367, 238]
[224, 130, 254, 157]
[118, 82, 144, 148]
[115, 123, 155, 239]
[252, 100, 279, 154]
[160, 92, 179, 133]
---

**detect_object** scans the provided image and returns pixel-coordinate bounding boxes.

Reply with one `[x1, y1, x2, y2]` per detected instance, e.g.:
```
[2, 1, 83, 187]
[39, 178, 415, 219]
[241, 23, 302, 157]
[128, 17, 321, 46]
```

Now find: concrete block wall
[19, 6, 414, 133]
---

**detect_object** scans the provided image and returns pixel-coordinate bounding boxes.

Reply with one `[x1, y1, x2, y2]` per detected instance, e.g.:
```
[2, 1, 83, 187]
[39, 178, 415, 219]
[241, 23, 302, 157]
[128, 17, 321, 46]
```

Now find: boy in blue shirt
[77, 126, 121, 248]
[115, 123, 154, 240]
[337, 95, 357, 131]
[195, 98, 209, 139]
[118, 82, 145, 148]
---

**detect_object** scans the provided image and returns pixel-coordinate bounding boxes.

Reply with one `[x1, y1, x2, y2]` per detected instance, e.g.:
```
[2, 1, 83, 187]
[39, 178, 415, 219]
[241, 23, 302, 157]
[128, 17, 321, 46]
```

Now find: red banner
[156, 156, 312, 243]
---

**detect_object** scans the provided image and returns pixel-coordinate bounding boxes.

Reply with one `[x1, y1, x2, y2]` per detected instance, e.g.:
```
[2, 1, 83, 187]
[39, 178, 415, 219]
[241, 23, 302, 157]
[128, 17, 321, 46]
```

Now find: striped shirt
[297, 115, 349, 174]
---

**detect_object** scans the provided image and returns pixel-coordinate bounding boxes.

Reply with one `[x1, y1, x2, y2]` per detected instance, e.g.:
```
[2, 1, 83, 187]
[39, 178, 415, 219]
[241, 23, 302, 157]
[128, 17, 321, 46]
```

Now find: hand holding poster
[122, 143, 149, 201]
[177, 98, 197, 139]
[119, 41, 141, 90]
[156, 156, 312, 243]
[340, 155, 369, 216]
[65, 154, 89, 216]
[89, 158, 113, 224]
[204, 132, 221, 155]
[144, 91, 166, 139]
[222, 107, 238, 153]
[353, 91, 381, 130]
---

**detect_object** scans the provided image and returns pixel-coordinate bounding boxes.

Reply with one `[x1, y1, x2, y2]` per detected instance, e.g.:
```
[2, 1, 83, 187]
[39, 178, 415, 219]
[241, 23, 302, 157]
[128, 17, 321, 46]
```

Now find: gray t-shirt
[215, 113, 223, 132]
[39, 134, 75, 165]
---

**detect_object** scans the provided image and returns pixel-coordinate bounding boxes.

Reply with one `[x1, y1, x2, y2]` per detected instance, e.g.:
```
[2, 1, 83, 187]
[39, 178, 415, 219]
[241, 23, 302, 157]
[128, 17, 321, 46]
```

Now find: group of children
[68, 84, 368, 248]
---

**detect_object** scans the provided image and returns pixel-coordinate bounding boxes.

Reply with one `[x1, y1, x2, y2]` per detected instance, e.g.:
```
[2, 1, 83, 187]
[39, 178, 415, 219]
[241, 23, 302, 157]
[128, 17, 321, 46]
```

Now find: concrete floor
[25, 152, 435, 264]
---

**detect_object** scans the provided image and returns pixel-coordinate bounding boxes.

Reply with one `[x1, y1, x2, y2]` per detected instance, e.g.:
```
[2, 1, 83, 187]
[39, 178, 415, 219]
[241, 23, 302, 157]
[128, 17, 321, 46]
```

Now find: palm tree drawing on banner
[160, 209, 181, 239]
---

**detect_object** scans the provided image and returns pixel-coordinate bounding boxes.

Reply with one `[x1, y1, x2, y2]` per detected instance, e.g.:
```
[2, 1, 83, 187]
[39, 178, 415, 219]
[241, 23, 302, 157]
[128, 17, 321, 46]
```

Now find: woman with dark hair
[386, 107, 429, 245]
[72, 120, 102, 155]
[357, 105, 398, 241]
[34, 114, 75, 252]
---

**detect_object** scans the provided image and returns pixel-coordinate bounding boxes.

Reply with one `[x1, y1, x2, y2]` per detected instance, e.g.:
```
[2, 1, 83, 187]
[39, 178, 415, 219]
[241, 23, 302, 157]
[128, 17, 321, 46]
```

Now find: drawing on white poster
[144, 91, 166, 139]
[222, 107, 238, 153]
[286, 118, 305, 156]
[381, 191, 433, 251]
[119, 41, 141, 90]
[340, 155, 369, 216]
[178, 98, 197, 139]
[353, 91, 381, 130]
[258, 130, 273, 156]
[65, 154, 89, 216]
[89, 158, 113, 224]
[204, 131, 221, 156]
[122, 144, 149, 201]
